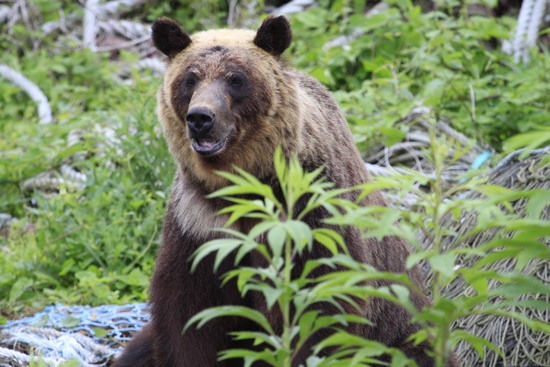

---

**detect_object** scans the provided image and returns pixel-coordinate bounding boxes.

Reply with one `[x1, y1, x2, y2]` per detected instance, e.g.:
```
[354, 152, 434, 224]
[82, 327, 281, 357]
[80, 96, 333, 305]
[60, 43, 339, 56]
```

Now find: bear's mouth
[191, 134, 231, 157]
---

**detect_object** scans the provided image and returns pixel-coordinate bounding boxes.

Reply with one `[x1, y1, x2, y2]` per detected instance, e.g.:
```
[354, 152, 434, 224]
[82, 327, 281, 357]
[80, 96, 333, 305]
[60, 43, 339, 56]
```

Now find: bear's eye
[230, 75, 244, 87]
[185, 77, 196, 88]
[183, 72, 198, 89]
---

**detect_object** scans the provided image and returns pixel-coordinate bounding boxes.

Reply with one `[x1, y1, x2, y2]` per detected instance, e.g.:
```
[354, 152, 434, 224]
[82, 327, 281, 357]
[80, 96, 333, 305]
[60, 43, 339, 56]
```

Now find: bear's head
[153, 16, 302, 191]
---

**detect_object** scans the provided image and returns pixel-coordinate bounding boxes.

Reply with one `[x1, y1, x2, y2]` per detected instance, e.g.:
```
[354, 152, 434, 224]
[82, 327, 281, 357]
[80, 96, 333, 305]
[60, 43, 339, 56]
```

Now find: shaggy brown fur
[113, 16, 459, 367]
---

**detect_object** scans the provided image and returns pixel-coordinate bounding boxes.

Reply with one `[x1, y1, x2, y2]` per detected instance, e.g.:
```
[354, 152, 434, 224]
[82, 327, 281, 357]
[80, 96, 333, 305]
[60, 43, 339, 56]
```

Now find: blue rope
[3, 303, 150, 349]
[470, 150, 492, 170]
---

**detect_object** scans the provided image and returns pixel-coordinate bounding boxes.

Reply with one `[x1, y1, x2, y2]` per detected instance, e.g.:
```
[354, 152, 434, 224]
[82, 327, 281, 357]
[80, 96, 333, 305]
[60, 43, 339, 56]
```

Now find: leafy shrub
[0, 50, 173, 310]
[290, 0, 550, 150]
[187, 139, 549, 366]
[143, 0, 229, 30]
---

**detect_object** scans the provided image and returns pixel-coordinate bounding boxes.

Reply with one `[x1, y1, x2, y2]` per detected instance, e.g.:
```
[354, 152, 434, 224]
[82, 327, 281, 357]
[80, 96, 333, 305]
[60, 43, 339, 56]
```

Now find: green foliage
[143, 0, 228, 30]
[188, 140, 549, 366]
[30, 358, 81, 367]
[289, 0, 550, 150]
[502, 125, 550, 158]
[335, 127, 550, 366]
[0, 48, 174, 310]
[187, 148, 409, 366]
[1, 4, 548, 365]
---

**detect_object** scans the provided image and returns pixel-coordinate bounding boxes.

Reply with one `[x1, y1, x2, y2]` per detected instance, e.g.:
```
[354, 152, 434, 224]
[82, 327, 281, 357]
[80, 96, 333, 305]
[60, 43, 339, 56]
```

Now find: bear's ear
[152, 18, 192, 58]
[253, 15, 292, 57]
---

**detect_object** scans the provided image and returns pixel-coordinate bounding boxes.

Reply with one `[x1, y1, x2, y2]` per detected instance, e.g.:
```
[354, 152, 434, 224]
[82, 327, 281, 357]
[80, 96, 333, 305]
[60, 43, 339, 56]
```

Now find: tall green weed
[187, 138, 549, 366]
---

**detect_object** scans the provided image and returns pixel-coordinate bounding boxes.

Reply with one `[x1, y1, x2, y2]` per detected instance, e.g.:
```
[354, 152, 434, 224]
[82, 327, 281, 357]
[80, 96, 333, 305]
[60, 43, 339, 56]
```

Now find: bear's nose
[186, 107, 215, 136]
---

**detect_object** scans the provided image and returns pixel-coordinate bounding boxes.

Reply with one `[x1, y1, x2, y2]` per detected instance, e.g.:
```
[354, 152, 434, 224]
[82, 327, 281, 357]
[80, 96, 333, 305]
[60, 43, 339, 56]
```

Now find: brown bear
[113, 16, 458, 367]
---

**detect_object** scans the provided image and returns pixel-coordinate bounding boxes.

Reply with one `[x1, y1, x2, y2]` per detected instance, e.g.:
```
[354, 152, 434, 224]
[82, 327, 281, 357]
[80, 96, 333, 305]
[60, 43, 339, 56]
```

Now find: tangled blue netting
[0, 303, 149, 366]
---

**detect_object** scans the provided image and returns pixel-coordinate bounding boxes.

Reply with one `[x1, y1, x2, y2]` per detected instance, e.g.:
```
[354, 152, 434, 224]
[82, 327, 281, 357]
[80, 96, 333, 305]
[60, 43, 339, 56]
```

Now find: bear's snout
[186, 105, 233, 157]
[186, 106, 215, 137]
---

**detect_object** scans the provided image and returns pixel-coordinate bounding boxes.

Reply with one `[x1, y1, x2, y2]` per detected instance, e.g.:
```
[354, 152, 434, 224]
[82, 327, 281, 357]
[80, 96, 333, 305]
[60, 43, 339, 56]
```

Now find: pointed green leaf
[267, 224, 286, 259]
[184, 306, 274, 334]
[428, 253, 455, 278]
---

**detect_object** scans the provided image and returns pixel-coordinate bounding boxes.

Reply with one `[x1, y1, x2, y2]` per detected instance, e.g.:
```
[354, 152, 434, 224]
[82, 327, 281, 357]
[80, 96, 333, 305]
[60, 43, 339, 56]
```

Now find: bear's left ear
[152, 17, 192, 58]
[253, 15, 292, 57]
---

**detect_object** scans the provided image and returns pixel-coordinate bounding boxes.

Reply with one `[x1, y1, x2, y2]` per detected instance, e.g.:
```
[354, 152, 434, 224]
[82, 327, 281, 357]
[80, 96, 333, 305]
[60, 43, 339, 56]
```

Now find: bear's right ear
[152, 18, 192, 58]
[253, 15, 292, 57]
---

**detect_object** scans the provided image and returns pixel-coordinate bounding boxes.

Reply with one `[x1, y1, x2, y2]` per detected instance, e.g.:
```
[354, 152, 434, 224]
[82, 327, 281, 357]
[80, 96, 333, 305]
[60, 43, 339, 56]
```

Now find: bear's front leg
[151, 310, 236, 366]
[148, 203, 245, 366]
[112, 323, 155, 367]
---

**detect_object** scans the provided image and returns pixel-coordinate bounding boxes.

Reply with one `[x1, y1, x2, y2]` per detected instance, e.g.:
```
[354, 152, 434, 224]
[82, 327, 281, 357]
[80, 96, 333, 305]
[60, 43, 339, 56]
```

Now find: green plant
[289, 1, 550, 151]
[144, 0, 228, 30]
[186, 134, 549, 366]
[29, 357, 80, 367]
[0, 50, 173, 310]
[502, 125, 550, 158]
[186, 148, 416, 366]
